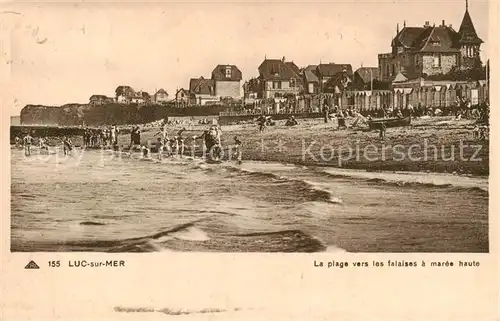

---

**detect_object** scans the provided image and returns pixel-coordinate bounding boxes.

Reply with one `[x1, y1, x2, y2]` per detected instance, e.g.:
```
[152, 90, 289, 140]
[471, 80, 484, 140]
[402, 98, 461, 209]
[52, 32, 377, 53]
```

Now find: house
[303, 65, 320, 94]
[258, 57, 302, 99]
[153, 88, 169, 104]
[353, 67, 380, 89]
[130, 96, 145, 105]
[175, 88, 192, 107]
[378, 2, 484, 81]
[189, 77, 218, 106]
[115, 85, 135, 104]
[89, 95, 114, 105]
[315, 63, 354, 93]
[117, 95, 131, 104]
[211, 65, 243, 99]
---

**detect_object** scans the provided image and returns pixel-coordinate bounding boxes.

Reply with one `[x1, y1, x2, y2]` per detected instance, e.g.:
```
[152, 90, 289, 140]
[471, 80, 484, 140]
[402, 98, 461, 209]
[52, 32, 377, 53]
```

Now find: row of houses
[88, 0, 488, 113]
[240, 0, 489, 113]
[89, 87, 170, 106]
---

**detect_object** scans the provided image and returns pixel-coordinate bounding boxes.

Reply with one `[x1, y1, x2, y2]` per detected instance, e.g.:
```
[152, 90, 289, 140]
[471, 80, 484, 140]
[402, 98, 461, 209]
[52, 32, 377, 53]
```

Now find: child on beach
[14, 136, 22, 148]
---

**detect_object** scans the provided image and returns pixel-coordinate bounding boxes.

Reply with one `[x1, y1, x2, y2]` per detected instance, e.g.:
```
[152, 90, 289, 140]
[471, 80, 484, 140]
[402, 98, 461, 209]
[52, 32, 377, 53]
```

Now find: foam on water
[10, 149, 489, 252]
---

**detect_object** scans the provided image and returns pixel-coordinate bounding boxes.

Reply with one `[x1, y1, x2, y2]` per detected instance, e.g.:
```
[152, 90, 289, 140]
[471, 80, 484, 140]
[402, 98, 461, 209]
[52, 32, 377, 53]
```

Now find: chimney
[448, 24, 453, 28]
[282, 56, 285, 62]
[442, 20, 445, 26]
[424, 21, 430, 27]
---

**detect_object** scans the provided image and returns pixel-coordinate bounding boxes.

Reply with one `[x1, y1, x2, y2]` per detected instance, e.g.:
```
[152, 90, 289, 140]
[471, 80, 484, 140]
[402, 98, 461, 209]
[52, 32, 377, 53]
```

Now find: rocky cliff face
[20, 103, 226, 126]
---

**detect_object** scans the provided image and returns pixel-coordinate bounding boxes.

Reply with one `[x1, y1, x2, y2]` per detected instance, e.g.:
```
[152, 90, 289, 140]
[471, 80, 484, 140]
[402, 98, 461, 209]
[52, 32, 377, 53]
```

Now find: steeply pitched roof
[155, 88, 168, 95]
[189, 77, 215, 95]
[304, 65, 319, 83]
[323, 72, 353, 93]
[176, 88, 192, 97]
[418, 26, 461, 53]
[211, 65, 243, 81]
[355, 67, 379, 84]
[393, 25, 461, 53]
[258, 59, 301, 81]
[458, 10, 483, 44]
[393, 27, 426, 48]
[317, 63, 353, 77]
[393, 71, 408, 83]
[285, 62, 300, 75]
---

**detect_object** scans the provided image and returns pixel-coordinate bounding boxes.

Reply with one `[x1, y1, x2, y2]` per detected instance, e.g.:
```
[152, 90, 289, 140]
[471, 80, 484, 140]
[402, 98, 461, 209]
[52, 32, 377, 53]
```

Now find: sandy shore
[120, 116, 488, 176]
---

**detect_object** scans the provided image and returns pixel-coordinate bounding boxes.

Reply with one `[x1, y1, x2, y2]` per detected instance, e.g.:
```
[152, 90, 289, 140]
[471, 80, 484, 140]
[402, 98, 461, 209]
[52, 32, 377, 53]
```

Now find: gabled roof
[323, 71, 353, 93]
[418, 26, 460, 53]
[355, 67, 379, 84]
[392, 25, 461, 53]
[155, 88, 168, 95]
[304, 65, 319, 83]
[189, 77, 215, 95]
[211, 65, 243, 81]
[317, 63, 353, 77]
[458, 9, 483, 44]
[285, 62, 300, 75]
[258, 59, 301, 81]
[393, 71, 408, 83]
[176, 88, 191, 96]
[392, 27, 426, 48]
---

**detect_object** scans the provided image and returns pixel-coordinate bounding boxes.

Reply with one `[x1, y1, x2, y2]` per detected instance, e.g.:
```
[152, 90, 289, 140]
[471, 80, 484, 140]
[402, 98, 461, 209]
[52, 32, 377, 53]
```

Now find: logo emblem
[25, 260, 40, 269]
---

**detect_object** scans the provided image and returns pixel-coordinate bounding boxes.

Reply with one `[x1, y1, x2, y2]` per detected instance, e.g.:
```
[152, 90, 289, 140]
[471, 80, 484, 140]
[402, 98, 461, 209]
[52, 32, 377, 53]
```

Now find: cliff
[20, 103, 228, 126]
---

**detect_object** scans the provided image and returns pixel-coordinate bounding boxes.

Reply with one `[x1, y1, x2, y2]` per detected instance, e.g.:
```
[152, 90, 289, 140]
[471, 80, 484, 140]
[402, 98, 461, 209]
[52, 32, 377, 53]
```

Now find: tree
[115, 86, 135, 98]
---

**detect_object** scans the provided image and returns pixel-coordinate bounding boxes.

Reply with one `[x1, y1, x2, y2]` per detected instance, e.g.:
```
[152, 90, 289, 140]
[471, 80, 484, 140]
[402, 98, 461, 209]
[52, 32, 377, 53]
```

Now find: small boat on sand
[367, 116, 411, 130]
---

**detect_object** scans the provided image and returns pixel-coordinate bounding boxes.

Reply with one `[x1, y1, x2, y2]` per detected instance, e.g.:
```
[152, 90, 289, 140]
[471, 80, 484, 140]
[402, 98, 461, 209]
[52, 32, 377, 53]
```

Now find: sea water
[10, 147, 488, 252]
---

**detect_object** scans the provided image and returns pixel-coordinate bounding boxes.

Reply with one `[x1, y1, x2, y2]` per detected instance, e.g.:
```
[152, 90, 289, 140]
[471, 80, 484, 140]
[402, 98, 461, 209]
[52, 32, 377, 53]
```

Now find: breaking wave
[13, 219, 335, 253]
[318, 168, 488, 194]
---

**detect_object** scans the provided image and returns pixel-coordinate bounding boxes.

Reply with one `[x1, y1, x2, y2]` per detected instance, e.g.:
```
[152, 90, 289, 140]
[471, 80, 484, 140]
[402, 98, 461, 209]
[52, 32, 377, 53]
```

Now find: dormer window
[225, 66, 231, 78]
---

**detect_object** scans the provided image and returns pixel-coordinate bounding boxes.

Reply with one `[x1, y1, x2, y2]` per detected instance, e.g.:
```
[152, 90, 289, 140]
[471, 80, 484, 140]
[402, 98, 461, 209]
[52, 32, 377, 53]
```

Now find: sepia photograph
[7, 0, 490, 254]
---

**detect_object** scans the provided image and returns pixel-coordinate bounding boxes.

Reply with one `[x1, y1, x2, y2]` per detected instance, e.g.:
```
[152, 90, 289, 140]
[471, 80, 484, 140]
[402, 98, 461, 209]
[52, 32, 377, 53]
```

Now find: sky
[1, 0, 491, 116]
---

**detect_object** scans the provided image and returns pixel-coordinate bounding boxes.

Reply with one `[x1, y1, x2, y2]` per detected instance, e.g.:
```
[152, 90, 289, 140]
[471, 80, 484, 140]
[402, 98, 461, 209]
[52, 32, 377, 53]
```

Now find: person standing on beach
[128, 126, 142, 152]
[234, 136, 242, 164]
[323, 105, 329, 123]
[111, 125, 119, 147]
[39, 136, 49, 153]
[176, 128, 186, 157]
[379, 122, 386, 140]
[156, 137, 164, 160]
[62, 136, 73, 156]
[23, 132, 34, 156]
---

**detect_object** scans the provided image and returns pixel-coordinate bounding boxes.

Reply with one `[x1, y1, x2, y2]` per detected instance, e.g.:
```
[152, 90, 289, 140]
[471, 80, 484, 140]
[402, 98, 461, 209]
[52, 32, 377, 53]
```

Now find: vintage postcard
[1, 0, 498, 320]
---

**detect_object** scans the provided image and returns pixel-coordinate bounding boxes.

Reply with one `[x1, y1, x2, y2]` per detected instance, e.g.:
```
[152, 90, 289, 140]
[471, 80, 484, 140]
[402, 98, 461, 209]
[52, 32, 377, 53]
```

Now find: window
[225, 67, 231, 78]
[433, 55, 440, 68]
[290, 78, 296, 88]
